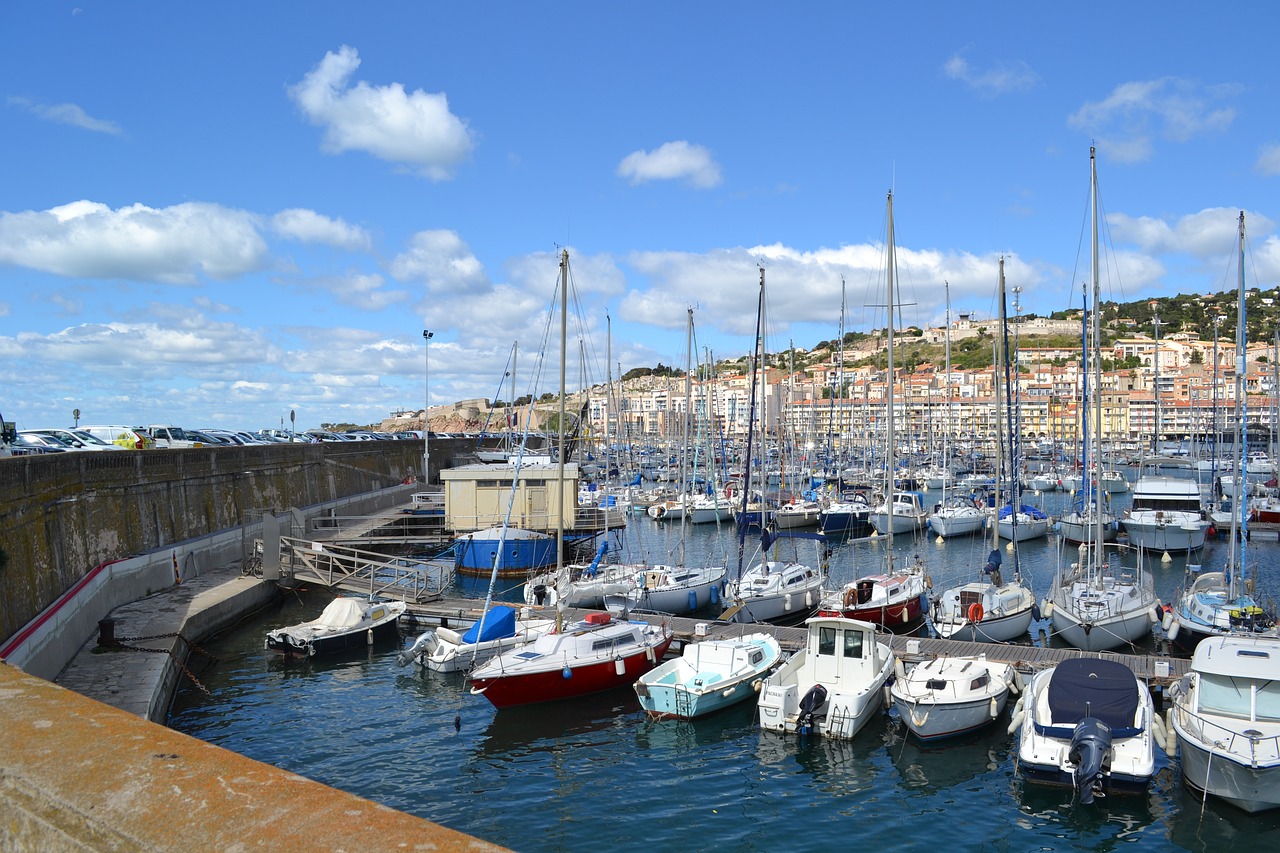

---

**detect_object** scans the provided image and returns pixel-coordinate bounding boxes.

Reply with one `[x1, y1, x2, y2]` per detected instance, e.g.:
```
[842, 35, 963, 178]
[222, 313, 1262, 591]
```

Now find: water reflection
[885, 723, 1010, 794]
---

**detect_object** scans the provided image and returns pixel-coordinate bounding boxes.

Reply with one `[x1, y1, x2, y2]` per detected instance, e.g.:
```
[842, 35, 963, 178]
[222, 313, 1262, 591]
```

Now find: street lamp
[423, 330, 433, 485]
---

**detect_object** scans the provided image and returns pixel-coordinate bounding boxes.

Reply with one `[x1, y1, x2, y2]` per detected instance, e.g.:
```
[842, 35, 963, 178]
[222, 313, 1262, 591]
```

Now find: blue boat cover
[461, 605, 517, 643]
[1043, 658, 1140, 737]
[998, 504, 1049, 520]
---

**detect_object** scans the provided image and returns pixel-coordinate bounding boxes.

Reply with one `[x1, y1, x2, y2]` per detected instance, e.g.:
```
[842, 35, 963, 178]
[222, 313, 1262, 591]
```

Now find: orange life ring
[967, 602, 984, 623]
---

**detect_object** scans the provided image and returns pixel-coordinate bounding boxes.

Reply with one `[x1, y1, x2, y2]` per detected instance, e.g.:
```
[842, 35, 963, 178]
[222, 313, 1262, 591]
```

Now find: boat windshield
[1200, 674, 1280, 722]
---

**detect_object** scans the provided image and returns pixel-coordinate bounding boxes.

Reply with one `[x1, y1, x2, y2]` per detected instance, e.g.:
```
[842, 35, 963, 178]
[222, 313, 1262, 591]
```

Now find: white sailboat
[1045, 148, 1161, 653]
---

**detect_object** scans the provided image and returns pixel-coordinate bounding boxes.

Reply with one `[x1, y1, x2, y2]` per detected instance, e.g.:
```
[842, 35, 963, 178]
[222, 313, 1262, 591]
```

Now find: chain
[110, 632, 219, 697]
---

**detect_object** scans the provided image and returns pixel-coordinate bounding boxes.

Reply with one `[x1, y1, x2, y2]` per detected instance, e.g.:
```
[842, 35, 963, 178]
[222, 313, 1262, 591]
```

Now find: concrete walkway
[54, 559, 278, 723]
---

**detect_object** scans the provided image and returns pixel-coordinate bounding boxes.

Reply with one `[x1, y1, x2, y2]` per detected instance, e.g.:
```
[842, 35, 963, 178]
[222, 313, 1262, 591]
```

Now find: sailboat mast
[736, 268, 766, 575]
[1090, 148, 1105, 567]
[943, 281, 951, 500]
[886, 191, 897, 564]
[1230, 211, 1248, 596]
[556, 249, 569, 629]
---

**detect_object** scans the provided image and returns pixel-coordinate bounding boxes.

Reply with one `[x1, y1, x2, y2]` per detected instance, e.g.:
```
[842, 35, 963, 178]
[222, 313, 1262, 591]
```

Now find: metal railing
[280, 535, 452, 604]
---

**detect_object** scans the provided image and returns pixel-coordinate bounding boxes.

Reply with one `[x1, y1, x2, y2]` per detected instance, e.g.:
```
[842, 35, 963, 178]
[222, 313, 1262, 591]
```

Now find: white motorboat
[1014, 657, 1159, 804]
[1168, 634, 1280, 813]
[396, 605, 555, 673]
[869, 491, 928, 536]
[774, 499, 823, 529]
[927, 495, 987, 539]
[1121, 467, 1208, 552]
[634, 632, 784, 720]
[265, 596, 406, 658]
[891, 655, 1019, 741]
[757, 615, 894, 740]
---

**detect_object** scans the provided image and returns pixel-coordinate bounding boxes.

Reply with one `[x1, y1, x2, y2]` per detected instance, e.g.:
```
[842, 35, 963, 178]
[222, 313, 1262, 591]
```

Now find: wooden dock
[402, 597, 1189, 688]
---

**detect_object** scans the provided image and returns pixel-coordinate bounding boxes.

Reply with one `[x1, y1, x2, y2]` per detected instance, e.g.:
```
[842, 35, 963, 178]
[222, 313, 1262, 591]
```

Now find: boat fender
[1165, 710, 1178, 756]
[722, 686, 736, 698]
[967, 602, 984, 623]
[752, 678, 763, 693]
[882, 685, 893, 711]
[989, 697, 999, 719]
[1010, 670, 1024, 695]
[1042, 599, 1054, 619]
[784, 593, 793, 612]
[646, 645, 656, 663]
[367, 628, 374, 645]
[1166, 617, 1180, 642]
[1150, 602, 1162, 626]
[894, 658, 906, 681]
[1007, 709, 1024, 736]
[689, 590, 699, 612]
[1031, 602, 1042, 622]
[1161, 609, 1173, 633]
[1151, 713, 1168, 754]
[925, 574, 932, 591]
[562, 666, 573, 680]
[615, 658, 626, 676]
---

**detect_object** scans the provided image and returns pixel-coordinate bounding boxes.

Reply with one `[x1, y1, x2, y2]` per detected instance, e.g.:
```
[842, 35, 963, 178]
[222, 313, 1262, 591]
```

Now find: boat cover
[315, 598, 367, 630]
[1043, 658, 1140, 737]
[461, 606, 517, 643]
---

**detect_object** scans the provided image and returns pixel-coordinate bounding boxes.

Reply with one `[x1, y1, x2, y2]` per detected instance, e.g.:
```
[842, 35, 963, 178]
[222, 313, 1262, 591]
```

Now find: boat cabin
[440, 462, 579, 533]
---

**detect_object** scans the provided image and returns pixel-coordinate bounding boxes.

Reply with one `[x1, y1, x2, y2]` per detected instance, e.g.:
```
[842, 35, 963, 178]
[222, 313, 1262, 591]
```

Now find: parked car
[11, 434, 68, 454]
[80, 425, 155, 450]
[305, 429, 344, 442]
[147, 425, 203, 449]
[25, 428, 123, 451]
[187, 429, 231, 445]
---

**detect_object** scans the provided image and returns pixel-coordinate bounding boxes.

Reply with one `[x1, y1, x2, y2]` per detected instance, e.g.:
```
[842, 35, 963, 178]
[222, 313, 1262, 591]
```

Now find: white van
[80, 425, 154, 450]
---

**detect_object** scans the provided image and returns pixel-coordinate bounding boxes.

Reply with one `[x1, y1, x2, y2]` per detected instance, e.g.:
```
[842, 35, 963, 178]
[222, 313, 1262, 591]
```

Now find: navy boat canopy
[462, 605, 518, 643]
[1042, 658, 1141, 737]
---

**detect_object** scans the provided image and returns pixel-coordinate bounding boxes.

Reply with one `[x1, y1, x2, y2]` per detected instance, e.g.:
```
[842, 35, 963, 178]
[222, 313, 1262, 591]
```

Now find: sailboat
[930, 260, 1037, 644]
[819, 191, 929, 634]
[721, 268, 829, 626]
[470, 250, 673, 708]
[1165, 212, 1278, 651]
[994, 270, 1049, 544]
[927, 282, 987, 540]
[1056, 300, 1120, 550]
[1045, 148, 1161, 653]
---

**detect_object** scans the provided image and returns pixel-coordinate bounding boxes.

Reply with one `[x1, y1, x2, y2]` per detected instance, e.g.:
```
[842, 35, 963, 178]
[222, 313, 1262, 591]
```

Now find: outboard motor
[532, 584, 549, 606]
[395, 630, 436, 668]
[1068, 717, 1113, 804]
[797, 684, 829, 735]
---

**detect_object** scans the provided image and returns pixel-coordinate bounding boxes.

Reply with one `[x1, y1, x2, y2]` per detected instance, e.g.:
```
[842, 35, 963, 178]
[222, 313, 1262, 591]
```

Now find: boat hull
[470, 634, 674, 708]
[1175, 732, 1280, 813]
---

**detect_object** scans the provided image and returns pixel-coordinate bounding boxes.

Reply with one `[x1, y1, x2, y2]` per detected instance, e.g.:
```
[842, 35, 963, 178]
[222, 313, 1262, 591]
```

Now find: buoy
[870, 530, 879, 538]
[1161, 551, 1172, 563]
[935, 534, 944, 545]
[1006, 541, 1015, 552]
[1007, 709, 1025, 736]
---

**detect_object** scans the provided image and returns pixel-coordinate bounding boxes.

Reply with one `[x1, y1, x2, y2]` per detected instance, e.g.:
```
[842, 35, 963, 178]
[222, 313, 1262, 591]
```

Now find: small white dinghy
[634, 633, 783, 720]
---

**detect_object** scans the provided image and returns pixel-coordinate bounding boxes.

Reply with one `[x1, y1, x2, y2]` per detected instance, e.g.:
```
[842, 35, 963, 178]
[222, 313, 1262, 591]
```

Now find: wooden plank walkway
[403, 597, 1190, 688]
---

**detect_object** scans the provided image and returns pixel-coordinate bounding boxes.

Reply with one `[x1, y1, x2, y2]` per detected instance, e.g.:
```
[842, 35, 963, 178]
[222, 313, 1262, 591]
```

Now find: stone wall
[0, 440, 447, 647]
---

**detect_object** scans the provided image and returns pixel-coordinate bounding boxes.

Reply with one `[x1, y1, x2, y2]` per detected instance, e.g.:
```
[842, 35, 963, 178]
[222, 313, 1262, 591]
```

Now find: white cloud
[7, 96, 123, 135]
[272, 209, 372, 251]
[288, 45, 475, 180]
[1108, 207, 1275, 258]
[617, 141, 722, 188]
[942, 53, 1038, 97]
[301, 271, 409, 311]
[0, 200, 267, 283]
[1257, 143, 1280, 177]
[389, 229, 488, 293]
[1069, 78, 1237, 162]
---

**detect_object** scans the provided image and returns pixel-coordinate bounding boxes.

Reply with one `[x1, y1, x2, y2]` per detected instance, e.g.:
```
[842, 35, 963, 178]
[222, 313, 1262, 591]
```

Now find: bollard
[97, 618, 120, 648]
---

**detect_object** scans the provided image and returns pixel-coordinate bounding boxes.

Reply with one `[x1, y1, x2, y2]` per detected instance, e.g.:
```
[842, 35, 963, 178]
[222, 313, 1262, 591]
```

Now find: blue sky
[2, 2, 1278, 432]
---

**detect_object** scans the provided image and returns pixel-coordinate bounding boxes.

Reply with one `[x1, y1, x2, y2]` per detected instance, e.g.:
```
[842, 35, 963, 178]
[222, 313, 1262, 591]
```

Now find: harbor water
[167, 481, 1280, 852]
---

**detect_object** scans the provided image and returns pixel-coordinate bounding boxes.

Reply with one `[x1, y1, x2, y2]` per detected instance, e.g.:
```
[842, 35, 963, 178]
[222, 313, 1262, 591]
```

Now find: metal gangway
[280, 534, 453, 605]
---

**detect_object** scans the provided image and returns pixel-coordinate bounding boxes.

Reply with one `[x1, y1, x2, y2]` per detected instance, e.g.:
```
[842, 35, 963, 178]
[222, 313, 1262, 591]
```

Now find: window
[818, 627, 836, 656]
[843, 630, 863, 659]
[1199, 674, 1253, 719]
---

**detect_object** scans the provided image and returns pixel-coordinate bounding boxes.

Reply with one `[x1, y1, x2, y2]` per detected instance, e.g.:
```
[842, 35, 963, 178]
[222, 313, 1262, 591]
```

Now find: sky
[2, 2, 1279, 433]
